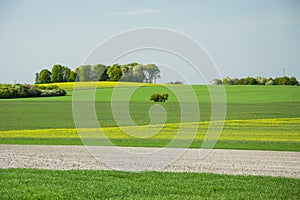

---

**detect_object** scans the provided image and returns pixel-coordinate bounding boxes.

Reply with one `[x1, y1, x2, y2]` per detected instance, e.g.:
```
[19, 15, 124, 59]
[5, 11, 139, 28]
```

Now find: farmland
[0, 118, 299, 151]
[0, 82, 299, 199]
[0, 83, 299, 151]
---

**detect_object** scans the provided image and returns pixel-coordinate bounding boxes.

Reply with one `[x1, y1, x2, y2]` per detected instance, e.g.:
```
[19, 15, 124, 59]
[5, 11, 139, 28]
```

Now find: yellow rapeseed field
[39, 82, 163, 90]
[1, 118, 299, 143]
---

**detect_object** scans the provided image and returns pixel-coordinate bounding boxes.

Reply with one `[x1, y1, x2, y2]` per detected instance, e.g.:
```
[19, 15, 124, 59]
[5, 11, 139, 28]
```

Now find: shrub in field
[150, 94, 160, 102]
[0, 84, 66, 98]
[161, 93, 169, 101]
[150, 93, 169, 102]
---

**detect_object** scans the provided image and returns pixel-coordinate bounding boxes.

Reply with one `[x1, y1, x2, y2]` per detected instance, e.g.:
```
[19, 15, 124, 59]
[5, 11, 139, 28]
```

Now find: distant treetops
[211, 76, 299, 86]
[35, 63, 161, 84]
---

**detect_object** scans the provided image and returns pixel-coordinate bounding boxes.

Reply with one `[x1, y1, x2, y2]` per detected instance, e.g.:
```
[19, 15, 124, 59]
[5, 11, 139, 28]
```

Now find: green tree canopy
[39, 69, 51, 83]
[35, 62, 161, 83]
[68, 71, 77, 82]
[51, 64, 64, 83]
[76, 65, 93, 82]
[92, 64, 107, 81]
[144, 64, 160, 83]
[107, 64, 122, 81]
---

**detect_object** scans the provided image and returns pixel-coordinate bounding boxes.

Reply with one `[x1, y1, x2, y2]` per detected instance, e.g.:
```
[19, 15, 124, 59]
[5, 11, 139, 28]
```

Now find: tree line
[35, 63, 160, 84]
[211, 76, 299, 85]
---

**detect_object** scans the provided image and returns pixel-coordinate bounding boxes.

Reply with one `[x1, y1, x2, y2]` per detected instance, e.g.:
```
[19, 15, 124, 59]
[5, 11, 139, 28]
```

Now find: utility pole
[283, 68, 285, 77]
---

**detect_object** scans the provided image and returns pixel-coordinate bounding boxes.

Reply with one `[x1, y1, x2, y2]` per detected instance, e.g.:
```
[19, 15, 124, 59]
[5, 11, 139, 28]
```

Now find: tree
[68, 71, 77, 82]
[210, 79, 222, 85]
[231, 78, 240, 85]
[92, 64, 107, 81]
[100, 68, 109, 81]
[144, 64, 160, 83]
[63, 67, 71, 82]
[50, 65, 75, 82]
[120, 63, 144, 82]
[290, 76, 299, 85]
[35, 73, 39, 84]
[76, 65, 93, 82]
[265, 78, 275, 85]
[275, 76, 290, 85]
[239, 78, 246, 85]
[38, 69, 51, 83]
[51, 64, 64, 83]
[120, 64, 136, 82]
[120, 65, 131, 81]
[222, 77, 232, 85]
[245, 77, 257, 85]
[132, 64, 146, 82]
[107, 64, 122, 81]
[256, 77, 267, 85]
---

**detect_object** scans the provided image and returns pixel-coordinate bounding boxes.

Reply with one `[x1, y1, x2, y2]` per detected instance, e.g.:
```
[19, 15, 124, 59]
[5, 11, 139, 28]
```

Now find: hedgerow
[0, 84, 66, 99]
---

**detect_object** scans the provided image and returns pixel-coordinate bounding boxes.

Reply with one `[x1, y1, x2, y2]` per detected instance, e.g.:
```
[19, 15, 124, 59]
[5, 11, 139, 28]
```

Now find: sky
[0, 0, 300, 84]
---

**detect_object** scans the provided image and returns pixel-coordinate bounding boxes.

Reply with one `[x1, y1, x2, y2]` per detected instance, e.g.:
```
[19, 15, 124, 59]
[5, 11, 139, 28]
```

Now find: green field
[0, 169, 299, 200]
[0, 83, 299, 151]
[1, 83, 300, 199]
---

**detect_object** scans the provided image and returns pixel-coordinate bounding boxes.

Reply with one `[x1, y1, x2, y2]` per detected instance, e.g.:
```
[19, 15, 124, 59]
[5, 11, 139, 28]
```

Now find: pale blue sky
[0, 0, 299, 83]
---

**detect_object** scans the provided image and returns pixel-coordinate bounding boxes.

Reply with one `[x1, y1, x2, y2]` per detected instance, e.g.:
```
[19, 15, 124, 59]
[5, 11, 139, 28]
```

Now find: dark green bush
[161, 93, 169, 101]
[150, 93, 169, 102]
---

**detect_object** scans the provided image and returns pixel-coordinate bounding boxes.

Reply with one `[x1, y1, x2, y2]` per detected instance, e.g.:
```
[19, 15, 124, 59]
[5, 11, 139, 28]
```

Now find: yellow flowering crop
[39, 81, 164, 91]
[1, 118, 299, 143]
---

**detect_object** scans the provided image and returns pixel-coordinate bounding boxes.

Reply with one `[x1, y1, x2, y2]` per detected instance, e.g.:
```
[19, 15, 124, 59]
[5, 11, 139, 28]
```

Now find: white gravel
[0, 144, 299, 178]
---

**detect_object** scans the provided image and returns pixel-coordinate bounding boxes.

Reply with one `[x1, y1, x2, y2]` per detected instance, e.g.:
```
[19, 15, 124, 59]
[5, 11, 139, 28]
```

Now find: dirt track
[0, 144, 299, 178]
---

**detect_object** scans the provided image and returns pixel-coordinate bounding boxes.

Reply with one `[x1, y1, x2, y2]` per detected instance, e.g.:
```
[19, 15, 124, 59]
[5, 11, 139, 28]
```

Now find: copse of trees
[36, 65, 76, 84]
[51, 64, 76, 83]
[35, 63, 160, 84]
[211, 76, 299, 86]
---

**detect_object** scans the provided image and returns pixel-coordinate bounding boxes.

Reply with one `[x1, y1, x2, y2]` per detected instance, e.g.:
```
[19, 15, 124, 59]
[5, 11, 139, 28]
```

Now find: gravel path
[0, 144, 299, 178]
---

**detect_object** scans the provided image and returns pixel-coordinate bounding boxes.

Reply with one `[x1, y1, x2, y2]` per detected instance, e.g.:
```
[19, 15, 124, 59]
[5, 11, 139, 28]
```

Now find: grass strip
[0, 168, 299, 200]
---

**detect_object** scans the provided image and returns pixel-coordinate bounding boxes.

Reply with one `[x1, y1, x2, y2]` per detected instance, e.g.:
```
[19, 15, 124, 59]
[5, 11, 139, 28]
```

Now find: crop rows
[1, 118, 299, 143]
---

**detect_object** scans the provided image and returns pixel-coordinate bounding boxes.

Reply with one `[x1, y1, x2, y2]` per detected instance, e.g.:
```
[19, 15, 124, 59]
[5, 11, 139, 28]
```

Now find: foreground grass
[1, 118, 299, 151]
[0, 169, 299, 200]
